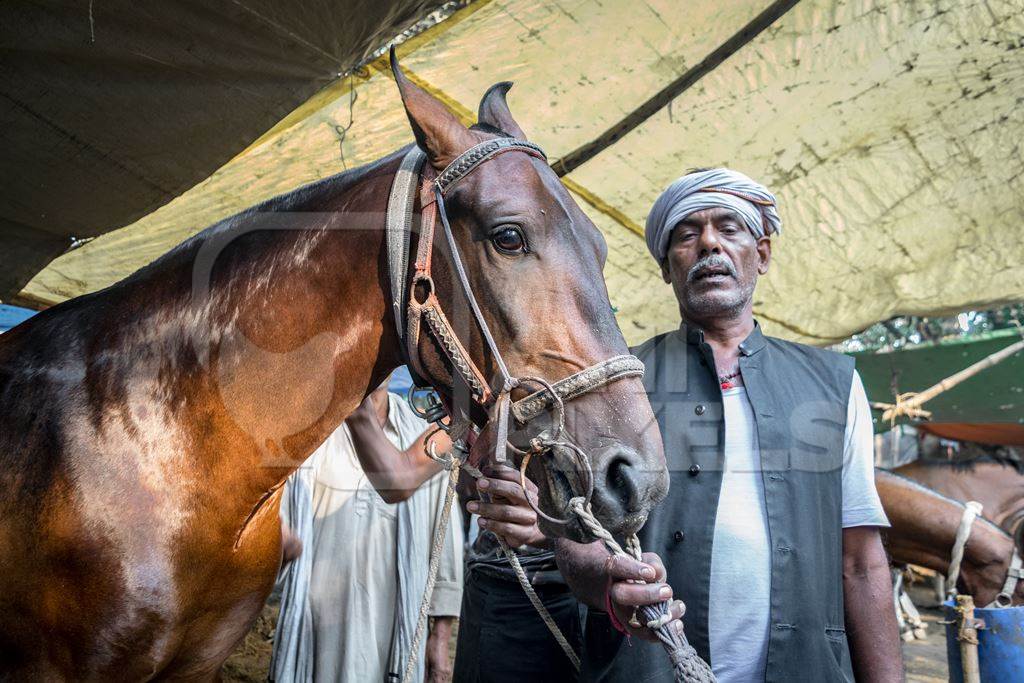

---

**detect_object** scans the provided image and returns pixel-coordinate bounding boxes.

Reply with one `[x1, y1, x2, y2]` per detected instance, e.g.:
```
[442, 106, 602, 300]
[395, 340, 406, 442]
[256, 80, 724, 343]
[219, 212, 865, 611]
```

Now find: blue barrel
[944, 599, 1024, 682]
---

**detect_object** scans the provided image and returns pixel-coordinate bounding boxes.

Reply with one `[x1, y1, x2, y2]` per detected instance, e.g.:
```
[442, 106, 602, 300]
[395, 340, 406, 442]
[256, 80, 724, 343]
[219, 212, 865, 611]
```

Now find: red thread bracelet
[605, 585, 631, 637]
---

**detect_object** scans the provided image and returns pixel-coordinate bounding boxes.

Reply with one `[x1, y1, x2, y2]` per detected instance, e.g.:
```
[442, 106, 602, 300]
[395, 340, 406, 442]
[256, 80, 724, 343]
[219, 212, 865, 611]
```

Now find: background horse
[0, 56, 667, 680]
[894, 454, 1024, 545]
[876, 470, 1024, 607]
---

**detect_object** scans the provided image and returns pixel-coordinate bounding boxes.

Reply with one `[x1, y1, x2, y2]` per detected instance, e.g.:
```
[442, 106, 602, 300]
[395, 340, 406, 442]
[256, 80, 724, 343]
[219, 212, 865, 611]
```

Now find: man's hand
[466, 465, 548, 549]
[607, 551, 686, 643]
[425, 617, 455, 683]
[280, 523, 303, 565]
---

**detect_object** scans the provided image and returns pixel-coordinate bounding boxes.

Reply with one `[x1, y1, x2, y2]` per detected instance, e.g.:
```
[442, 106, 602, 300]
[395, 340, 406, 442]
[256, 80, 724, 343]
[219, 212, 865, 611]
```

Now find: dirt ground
[901, 581, 950, 683]
[220, 595, 460, 682]
[221, 598, 279, 683]
[222, 587, 950, 682]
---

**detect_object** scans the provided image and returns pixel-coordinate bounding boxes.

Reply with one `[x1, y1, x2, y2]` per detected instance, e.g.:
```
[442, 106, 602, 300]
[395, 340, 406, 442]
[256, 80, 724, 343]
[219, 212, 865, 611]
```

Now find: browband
[434, 138, 546, 196]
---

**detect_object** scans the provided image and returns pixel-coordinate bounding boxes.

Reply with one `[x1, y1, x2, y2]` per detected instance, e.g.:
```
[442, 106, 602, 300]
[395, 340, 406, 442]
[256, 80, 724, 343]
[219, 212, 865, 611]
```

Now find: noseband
[385, 138, 644, 521]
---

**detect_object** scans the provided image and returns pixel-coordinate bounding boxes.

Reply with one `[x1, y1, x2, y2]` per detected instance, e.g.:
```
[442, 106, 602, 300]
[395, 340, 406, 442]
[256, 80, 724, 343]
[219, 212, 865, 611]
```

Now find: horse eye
[491, 226, 526, 254]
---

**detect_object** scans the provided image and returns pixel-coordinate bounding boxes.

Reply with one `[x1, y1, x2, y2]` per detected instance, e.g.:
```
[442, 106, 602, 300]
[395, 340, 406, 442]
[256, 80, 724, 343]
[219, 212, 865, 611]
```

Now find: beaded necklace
[719, 369, 741, 390]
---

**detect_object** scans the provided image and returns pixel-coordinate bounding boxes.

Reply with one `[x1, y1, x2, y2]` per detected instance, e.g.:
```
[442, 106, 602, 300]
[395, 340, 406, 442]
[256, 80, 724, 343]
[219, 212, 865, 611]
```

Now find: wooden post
[955, 594, 981, 683]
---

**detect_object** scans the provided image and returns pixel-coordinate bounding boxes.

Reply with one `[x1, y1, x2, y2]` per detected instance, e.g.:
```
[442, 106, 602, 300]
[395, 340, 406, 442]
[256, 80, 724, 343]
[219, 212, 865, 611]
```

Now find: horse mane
[96, 147, 410, 303]
[121, 129, 513, 293]
[916, 451, 1024, 475]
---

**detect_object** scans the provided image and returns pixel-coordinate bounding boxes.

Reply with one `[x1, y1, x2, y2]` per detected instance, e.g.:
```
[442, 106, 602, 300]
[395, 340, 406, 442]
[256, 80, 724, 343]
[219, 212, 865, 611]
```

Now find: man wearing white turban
[554, 168, 903, 682]
[644, 167, 783, 260]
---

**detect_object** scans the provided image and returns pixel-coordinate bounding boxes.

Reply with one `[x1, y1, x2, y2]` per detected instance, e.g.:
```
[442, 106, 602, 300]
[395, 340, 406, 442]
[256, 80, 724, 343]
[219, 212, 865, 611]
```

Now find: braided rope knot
[876, 391, 933, 425]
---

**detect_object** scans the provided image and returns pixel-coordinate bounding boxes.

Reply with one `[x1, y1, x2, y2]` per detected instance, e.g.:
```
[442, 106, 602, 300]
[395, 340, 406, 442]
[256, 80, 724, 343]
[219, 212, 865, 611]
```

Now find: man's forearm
[844, 529, 904, 682]
[426, 616, 456, 681]
[346, 412, 438, 501]
[554, 538, 612, 609]
[430, 615, 456, 639]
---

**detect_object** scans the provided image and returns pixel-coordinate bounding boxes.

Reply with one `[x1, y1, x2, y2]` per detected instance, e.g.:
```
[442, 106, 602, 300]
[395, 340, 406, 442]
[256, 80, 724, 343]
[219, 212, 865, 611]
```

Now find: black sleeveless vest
[582, 323, 856, 682]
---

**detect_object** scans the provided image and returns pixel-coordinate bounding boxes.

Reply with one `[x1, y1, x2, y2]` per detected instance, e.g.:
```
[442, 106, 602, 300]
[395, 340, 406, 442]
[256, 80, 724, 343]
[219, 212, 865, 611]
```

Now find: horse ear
[477, 81, 527, 139]
[390, 47, 475, 168]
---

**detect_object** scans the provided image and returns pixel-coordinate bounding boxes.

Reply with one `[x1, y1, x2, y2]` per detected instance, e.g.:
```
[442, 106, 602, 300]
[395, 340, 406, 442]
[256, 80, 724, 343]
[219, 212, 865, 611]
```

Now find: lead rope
[402, 446, 715, 682]
[475, 479, 583, 671]
[401, 435, 581, 682]
[568, 499, 717, 683]
[401, 445, 462, 683]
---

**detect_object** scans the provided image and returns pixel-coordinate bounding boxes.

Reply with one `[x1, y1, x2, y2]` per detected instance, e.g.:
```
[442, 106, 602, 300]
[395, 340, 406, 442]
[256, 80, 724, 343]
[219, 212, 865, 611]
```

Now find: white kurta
[271, 394, 463, 682]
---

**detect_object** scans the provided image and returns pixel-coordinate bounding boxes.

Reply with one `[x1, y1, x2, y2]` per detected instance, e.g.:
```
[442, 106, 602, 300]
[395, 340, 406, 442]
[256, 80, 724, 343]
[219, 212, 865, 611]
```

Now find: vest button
[688, 464, 701, 476]
[674, 530, 685, 542]
[694, 404, 706, 416]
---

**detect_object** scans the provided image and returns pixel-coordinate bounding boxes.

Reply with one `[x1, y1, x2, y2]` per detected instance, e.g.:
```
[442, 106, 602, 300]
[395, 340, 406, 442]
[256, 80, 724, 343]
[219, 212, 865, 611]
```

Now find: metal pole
[955, 594, 981, 683]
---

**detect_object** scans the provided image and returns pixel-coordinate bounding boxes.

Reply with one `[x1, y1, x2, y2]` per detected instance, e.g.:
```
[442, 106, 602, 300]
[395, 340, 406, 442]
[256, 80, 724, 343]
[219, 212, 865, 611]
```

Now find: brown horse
[894, 455, 1024, 544]
[0, 56, 667, 680]
[876, 470, 1024, 606]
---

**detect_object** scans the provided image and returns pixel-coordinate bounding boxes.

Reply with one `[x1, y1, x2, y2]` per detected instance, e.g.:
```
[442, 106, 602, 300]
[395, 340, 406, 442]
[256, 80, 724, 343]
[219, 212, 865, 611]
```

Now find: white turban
[644, 168, 782, 262]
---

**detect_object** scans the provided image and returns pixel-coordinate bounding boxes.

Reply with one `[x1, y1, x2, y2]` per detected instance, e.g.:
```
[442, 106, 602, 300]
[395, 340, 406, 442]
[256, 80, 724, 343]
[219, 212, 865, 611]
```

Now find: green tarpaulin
[854, 329, 1024, 442]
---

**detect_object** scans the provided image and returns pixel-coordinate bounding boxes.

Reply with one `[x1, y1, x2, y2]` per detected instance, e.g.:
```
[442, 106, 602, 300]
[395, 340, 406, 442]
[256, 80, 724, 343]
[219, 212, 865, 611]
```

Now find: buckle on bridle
[410, 273, 434, 307]
[407, 384, 448, 426]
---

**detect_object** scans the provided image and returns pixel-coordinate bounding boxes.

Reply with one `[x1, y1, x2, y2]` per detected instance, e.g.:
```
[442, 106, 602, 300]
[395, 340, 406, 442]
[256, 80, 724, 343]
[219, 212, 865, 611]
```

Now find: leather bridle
[385, 138, 645, 523]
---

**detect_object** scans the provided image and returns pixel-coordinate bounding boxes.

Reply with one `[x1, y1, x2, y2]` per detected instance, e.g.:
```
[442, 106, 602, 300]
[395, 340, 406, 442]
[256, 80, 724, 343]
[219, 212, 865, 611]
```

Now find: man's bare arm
[345, 392, 445, 503]
[843, 526, 904, 682]
[426, 616, 456, 682]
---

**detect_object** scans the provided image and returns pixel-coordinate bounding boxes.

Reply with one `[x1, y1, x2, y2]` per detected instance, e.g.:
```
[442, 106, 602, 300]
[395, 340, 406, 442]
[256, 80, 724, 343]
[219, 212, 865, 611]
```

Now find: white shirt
[271, 395, 464, 682]
[708, 371, 887, 682]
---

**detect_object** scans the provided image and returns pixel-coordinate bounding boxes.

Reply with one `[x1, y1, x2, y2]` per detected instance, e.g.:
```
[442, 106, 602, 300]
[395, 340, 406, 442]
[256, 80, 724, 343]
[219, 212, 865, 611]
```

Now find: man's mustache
[687, 254, 737, 284]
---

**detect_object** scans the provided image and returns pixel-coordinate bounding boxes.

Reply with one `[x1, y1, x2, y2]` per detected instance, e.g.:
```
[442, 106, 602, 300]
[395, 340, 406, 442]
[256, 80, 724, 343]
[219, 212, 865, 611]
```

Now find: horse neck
[879, 472, 1014, 603]
[127, 151, 407, 495]
[896, 461, 1024, 527]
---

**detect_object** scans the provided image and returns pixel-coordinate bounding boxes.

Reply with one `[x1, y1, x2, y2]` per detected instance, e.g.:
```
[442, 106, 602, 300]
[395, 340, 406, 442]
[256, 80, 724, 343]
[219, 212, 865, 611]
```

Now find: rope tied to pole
[871, 336, 1024, 426]
[876, 391, 933, 425]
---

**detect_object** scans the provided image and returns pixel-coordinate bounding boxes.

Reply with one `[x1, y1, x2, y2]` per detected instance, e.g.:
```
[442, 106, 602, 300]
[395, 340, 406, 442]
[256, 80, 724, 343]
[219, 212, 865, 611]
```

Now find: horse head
[1004, 523, 1024, 605]
[390, 53, 668, 542]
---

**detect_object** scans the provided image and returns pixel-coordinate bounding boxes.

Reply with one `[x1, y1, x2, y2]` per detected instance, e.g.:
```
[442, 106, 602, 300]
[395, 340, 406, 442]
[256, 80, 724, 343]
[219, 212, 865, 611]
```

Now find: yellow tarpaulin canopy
[20, 0, 1024, 346]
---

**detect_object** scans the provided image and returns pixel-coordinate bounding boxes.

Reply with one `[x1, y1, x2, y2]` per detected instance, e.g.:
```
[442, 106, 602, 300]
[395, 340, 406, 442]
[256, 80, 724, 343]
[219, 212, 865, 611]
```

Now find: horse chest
[88, 514, 280, 678]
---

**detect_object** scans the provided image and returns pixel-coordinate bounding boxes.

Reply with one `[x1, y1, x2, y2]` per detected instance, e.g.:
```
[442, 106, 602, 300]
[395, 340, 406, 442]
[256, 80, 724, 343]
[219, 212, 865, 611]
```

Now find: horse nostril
[586, 444, 665, 534]
[602, 453, 642, 515]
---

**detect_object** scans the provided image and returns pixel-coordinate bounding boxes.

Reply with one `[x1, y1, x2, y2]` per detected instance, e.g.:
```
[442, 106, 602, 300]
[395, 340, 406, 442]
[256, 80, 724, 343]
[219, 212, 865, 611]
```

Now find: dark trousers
[453, 569, 582, 683]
